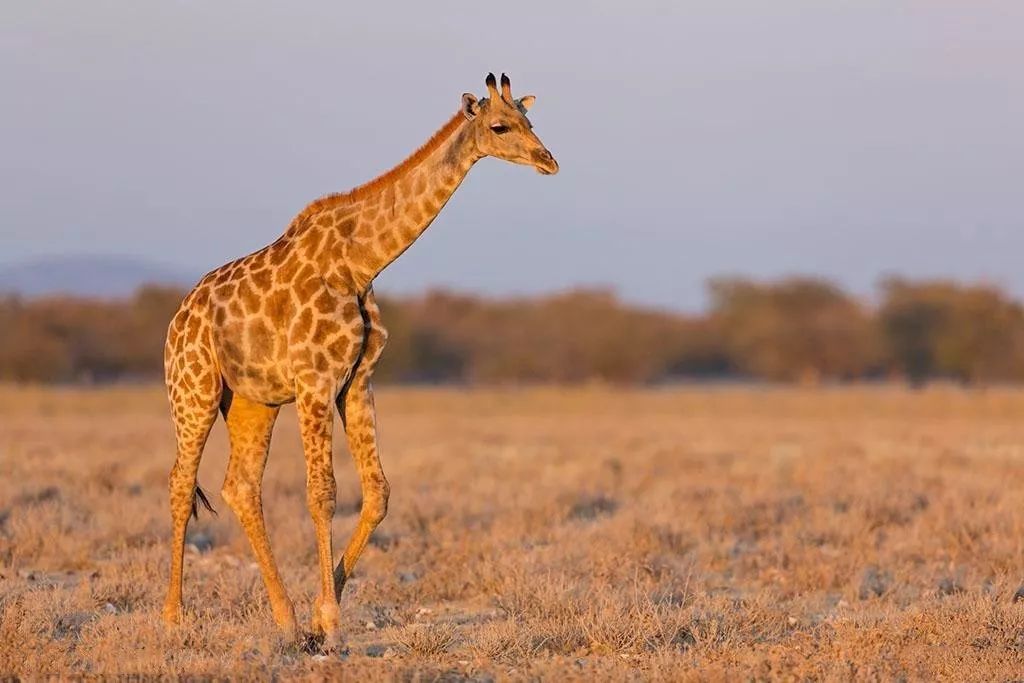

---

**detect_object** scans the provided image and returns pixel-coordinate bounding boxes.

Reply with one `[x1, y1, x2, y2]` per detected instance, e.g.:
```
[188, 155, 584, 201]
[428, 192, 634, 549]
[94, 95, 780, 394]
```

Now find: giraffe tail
[191, 484, 217, 519]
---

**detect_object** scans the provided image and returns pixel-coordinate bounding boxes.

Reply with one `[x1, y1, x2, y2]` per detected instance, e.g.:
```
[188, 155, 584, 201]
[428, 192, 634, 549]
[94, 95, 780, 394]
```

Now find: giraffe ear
[461, 93, 480, 120]
[516, 95, 536, 112]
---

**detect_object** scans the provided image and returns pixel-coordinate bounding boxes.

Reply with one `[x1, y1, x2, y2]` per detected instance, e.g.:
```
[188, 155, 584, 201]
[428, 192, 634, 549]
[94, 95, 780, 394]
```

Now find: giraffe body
[162, 74, 557, 645]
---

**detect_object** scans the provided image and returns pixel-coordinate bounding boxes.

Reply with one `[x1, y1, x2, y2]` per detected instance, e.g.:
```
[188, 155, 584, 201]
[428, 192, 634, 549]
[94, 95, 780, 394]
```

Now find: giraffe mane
[287, 110, 467, 230]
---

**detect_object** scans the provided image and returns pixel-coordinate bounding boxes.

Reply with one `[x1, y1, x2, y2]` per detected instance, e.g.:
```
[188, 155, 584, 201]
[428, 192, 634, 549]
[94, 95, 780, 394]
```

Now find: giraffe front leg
[332, 290, 390, 601]
[296, 386, 343, 648]
[333, 378, 389, 601]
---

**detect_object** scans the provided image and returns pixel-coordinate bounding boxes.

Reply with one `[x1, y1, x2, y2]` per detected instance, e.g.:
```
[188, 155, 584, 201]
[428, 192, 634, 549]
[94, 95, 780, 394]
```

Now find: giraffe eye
[490, 124, 510, 135]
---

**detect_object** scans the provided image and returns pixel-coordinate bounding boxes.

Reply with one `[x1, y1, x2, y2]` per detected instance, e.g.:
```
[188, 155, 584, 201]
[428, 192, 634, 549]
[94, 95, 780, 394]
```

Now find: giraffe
[161, 73, 558, 645]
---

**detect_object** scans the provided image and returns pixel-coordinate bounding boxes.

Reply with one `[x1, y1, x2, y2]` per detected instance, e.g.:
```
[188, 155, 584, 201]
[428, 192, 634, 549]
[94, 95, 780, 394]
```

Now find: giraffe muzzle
[533, 149, 559, 176]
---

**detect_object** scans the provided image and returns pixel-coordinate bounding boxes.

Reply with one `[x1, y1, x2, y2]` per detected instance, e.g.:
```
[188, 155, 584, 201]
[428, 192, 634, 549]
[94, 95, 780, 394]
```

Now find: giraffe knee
[221, 479, 257, 515]
[308, 495, 336, 520]
[306, 478, 337, 519]
[168, 463, 197, 516]
[364, 479, 390, 526]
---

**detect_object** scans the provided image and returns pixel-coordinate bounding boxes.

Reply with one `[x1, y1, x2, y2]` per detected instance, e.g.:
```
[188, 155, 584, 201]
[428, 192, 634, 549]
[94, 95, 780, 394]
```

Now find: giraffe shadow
[298, 631, 350, 658]
[299, 632, 325, 655]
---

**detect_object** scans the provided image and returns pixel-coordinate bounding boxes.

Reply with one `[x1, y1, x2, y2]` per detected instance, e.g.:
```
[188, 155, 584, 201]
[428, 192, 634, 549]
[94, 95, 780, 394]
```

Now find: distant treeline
[2, 277, 1024, 385]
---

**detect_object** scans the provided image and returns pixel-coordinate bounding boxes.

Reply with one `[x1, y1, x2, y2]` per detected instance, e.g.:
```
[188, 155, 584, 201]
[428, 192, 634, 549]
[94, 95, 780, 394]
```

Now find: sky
[2, 1, 1023, 310]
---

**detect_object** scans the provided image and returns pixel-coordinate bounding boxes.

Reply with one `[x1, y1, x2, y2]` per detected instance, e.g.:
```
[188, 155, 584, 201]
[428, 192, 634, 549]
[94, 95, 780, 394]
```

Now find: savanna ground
[3, 385, 1024, 680]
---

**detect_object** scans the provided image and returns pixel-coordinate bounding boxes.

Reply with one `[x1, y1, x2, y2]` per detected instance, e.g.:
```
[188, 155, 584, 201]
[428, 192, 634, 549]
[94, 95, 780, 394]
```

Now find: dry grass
[3, 384, 1024, 680]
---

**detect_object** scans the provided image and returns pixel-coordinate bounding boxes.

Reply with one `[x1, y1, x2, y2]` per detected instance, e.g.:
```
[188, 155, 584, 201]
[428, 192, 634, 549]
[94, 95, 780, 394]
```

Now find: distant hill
[0, 255, 196, 298]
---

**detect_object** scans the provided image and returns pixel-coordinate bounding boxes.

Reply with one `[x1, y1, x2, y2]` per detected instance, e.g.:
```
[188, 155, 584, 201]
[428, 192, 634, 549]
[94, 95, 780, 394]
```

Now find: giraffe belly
[213, 321, 296, 405]
[223, 366, 296, 405]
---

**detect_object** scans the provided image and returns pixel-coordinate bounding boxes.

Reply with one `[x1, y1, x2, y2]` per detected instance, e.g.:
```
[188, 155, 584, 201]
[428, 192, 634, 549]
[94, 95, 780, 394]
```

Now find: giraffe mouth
[536, 159, 559, 175]
[532, 149, 559, 176]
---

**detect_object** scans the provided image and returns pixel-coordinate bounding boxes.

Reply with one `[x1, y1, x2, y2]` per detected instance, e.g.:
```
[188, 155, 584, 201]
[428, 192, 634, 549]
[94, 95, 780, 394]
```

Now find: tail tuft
[191, 484, 217, 519]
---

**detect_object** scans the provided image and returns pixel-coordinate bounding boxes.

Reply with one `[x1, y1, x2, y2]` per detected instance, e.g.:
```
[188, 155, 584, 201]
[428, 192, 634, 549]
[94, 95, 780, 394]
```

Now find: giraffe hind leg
[333, 378, 389, 602]
[162, 359, 222, 625]
[220, 391, 297, 636]
[333, 291, 390, 600]
[162, 399, 219, 625]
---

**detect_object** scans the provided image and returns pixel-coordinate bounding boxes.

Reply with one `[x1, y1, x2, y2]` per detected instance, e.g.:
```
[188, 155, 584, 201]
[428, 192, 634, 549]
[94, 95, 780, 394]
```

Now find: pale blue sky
[2, 1, 1022, 309]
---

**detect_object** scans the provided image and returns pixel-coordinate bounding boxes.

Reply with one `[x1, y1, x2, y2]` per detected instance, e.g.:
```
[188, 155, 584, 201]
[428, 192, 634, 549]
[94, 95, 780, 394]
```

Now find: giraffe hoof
[307, 598, 344, 655]
[312, 598, 341, 634]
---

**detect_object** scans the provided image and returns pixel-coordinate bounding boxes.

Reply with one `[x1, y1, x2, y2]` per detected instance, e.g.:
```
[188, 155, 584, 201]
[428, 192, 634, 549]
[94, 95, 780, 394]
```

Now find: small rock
[53, 611, 94, 639]
[21, 486, 60, 505]
[671, 628, 696, 649]
[858, 565, 891, 599]
[1012, 585, 1024, 603]
[567, 494, 619, 522]
[364, 620, 377, 630]
[365, 644, 387, 657]
[787, 616, 798, 625]
[398, 571, 418, 584]
[102, 602, 117, 615]
[185, 530, 215, 554]
[369, 533, 395, 550]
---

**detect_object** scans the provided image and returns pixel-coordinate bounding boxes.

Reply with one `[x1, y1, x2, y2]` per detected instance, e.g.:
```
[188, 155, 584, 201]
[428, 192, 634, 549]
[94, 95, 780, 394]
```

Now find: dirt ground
[2, 385, 1024, 680]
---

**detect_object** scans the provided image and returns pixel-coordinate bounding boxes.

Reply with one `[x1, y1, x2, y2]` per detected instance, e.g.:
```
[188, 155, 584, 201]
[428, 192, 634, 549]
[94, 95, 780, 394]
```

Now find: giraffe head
[461, 73, 559, 175]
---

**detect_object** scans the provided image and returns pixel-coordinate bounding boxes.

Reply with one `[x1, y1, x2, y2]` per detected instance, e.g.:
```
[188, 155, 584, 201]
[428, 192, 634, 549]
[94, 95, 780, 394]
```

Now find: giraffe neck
[303, 112, 481, 294]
